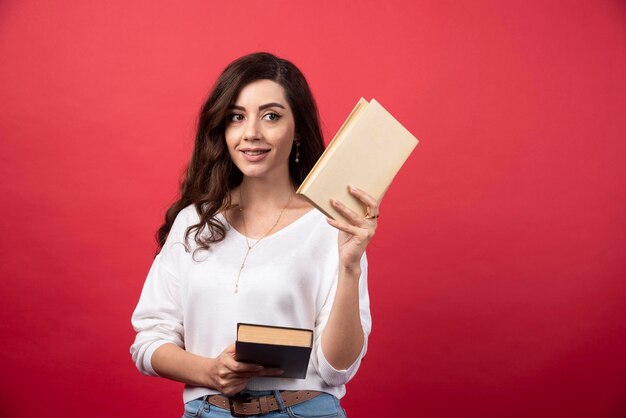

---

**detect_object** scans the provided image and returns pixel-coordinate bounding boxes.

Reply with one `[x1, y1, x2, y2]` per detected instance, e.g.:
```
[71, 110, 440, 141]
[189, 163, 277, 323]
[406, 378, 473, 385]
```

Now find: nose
[243, 118, 261, 141]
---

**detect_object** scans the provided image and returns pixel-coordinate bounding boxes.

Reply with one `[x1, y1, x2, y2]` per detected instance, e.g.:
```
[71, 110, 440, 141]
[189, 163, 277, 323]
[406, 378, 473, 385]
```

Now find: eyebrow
[230, 102, 286, 111]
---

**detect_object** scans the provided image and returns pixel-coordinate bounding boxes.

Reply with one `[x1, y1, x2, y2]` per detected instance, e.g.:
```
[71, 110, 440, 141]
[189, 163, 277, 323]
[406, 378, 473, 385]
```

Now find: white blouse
[130, 204, 371, 403]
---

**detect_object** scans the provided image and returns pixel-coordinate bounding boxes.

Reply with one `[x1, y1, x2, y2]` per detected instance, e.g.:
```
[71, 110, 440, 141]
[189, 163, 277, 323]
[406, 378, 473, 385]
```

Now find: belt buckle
[228, 393, 253, 417]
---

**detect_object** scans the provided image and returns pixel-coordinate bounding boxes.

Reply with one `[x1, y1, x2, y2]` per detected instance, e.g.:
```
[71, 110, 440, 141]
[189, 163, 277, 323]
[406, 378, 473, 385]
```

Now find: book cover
[297, 98, 419, 222]
[235, 323, 313, 379]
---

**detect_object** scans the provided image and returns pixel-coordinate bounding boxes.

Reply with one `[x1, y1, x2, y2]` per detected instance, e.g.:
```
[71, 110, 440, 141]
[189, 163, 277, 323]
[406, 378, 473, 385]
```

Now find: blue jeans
[182, 390, 347, 418]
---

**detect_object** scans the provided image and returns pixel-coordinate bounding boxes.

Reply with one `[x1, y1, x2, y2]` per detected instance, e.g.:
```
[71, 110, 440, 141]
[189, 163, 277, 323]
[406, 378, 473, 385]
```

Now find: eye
[262, 112, 282, 121]
[228, 113, 244, 123]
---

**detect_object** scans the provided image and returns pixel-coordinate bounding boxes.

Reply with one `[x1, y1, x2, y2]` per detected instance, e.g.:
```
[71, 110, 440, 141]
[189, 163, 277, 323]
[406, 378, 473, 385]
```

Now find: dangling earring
[294, 138, 301, 163]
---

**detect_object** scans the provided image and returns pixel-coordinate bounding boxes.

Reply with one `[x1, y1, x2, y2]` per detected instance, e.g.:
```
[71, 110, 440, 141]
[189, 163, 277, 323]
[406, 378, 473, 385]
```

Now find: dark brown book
[235, 323, 313, 379]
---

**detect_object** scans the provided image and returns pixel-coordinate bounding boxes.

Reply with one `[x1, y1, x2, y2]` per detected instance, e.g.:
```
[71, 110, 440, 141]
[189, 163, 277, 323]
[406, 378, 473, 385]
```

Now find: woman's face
[225, 79, 296, 181]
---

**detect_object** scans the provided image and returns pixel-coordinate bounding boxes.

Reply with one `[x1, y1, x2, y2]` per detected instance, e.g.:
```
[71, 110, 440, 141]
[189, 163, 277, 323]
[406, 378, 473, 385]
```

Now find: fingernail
[349, 186, 357, 192]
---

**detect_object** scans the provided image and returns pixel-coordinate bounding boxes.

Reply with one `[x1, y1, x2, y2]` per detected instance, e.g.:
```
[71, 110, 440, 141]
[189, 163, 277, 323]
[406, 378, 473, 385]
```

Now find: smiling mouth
[242, 150, 270, 156]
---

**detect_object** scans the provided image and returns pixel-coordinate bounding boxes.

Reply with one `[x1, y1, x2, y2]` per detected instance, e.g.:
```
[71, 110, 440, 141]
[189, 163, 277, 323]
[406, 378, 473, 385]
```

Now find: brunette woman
[131, 52, 379, 417]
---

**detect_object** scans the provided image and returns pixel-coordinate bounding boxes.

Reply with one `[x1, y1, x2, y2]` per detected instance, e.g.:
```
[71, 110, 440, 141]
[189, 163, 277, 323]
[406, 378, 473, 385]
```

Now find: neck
[238, 175, 295, 211]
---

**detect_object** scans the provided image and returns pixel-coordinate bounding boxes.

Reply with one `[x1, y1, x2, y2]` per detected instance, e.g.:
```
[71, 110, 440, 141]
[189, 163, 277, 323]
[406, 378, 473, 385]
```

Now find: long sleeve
[129, 207, 372, 403]
[312, 254, 371, 386]
[130, 212, 188, 376]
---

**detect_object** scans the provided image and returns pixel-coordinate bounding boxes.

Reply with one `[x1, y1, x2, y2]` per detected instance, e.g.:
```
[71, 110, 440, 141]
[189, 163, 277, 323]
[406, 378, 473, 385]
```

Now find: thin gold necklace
[234, 187, 293, 293]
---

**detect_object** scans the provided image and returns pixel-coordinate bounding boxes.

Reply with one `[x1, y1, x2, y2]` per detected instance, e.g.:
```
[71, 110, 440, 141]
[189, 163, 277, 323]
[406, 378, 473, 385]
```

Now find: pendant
[234, 246, 252, 293]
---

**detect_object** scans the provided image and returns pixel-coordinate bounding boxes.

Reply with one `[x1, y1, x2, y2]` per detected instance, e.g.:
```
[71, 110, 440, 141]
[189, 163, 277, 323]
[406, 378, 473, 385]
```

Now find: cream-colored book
[297, 98, 418, 222]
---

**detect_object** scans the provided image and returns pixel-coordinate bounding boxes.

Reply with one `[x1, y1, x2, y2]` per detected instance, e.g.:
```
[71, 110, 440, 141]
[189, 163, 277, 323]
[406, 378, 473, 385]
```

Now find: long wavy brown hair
[156, 52, 325, 254]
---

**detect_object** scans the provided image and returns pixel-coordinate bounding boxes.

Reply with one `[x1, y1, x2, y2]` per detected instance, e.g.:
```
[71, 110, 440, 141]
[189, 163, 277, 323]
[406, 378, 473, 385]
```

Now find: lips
[240, 148, 270, 162]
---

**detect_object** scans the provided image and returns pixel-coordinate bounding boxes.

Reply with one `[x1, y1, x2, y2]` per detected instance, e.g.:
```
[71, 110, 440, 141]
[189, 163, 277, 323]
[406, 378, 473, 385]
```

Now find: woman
[131, 52, 379, 417]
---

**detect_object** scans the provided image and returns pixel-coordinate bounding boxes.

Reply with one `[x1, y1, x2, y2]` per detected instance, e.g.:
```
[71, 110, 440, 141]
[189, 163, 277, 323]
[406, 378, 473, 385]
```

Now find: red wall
[1, 1, 625, 417]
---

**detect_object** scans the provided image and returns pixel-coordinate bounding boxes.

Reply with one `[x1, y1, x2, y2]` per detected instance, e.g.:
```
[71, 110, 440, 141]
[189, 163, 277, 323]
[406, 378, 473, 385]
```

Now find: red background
[1, 1, 625, 417]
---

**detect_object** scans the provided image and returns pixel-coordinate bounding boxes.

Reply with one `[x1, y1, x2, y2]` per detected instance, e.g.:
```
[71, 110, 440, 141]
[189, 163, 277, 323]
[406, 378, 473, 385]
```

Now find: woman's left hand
[327, 186, 379, 270]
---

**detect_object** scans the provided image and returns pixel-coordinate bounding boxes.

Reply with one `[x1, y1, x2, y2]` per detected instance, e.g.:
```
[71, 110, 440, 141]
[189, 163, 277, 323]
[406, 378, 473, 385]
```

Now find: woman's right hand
[208, 343, 283, 396]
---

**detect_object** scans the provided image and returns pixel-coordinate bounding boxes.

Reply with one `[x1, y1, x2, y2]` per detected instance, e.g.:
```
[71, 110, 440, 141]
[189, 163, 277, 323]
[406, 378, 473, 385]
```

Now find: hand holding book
[298, 97, 417, 271]
[209, 343, 284, 396]
[326, 185, 380, 269]
[235, 323, 313, 379]
[297, 98, 418, 223]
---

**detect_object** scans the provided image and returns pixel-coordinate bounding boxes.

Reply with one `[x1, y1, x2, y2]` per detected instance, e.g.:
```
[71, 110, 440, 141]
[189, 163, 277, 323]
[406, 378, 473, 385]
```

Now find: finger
[223, 343, 236, 355]
[224, 365, 283, 379]
[327, 217, 367, 237]
[226, 359, 264, 373]
[348, 186, 379, 213]
[331, 199, 367, 227]
[231, 364, 283, 377]
[220, 379, 250, 397]
[228, 370, 268, 379]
